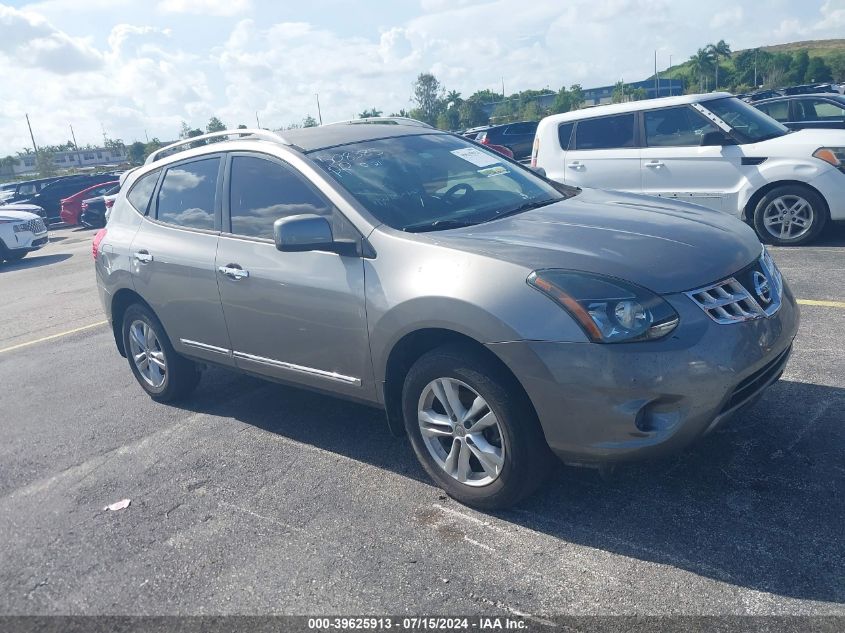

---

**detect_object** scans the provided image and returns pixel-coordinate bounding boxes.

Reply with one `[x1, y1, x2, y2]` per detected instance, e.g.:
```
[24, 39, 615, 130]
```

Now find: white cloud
[157, 0, 251, 17]
[710, 7, 744, 29]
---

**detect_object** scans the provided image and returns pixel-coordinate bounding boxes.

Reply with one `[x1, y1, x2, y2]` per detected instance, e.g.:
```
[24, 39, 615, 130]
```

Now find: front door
[564, 112, 641, 191]
[215, 153, 372, 400]
[639, 105, 744, 212]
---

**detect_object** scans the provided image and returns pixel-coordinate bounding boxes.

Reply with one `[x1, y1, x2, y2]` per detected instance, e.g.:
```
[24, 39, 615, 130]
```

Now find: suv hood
[0, 207, 42, 221]
[428, 189, 762, 294]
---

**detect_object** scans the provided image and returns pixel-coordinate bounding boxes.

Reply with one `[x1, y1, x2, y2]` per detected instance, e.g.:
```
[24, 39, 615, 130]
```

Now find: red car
[60, 181, 119, 225]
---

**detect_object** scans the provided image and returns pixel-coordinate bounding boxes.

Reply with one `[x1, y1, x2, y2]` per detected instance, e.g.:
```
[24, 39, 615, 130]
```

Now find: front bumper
[489, 283, 800, 463]
[9, 231, 48, 253]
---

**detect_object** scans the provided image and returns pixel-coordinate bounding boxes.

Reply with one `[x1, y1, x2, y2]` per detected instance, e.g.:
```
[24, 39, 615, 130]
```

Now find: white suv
[0, 209, 48, 262]
[532, 93, 845, 245]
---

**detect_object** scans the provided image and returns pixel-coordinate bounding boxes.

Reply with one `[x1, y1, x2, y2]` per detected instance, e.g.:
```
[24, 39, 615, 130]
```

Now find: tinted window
[504, 123, 536, 135]
[644, 106, 719, 147]
[229, 156, 333, 239]
[557, 122, 574, 150]
[756, 101, 790, 122]
[127, 170, 160, 214]
[702, 97, 788, 143]
[795, 98, 845, 121]
[575, 114, 636, 150]
[156, 158, 219, 230]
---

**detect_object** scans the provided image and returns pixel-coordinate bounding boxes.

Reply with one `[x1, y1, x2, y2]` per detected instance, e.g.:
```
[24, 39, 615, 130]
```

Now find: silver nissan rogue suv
[94, 123, 798, 509]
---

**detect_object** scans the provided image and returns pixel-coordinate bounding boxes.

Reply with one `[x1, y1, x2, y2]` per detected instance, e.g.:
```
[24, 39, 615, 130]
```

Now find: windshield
[309, 133, 571, 232]
[701, 97, 789, 143]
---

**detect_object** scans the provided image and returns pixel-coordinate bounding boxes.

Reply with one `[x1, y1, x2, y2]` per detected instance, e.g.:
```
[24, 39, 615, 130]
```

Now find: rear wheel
[752, 185, 828, 246]
[121, 303, 200, 402]
[402, 345, 554, 509]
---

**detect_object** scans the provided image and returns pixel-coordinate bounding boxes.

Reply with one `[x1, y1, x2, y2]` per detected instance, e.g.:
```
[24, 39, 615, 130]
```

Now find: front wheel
[752, 185, 828, 246]
[122, 303, 200, 402]
[402, 345, 554, 509]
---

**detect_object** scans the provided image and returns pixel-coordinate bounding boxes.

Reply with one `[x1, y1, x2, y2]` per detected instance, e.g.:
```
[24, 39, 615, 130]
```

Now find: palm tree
[707, 40, 732, 89]
[445, 90, 462, 107]
[689, 48, 715, 92]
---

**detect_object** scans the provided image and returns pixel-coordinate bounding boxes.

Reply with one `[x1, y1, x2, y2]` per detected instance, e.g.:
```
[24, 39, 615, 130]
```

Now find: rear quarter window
[127, 169, 161, 215]
[557, 122, 574, 150]
[574, 113, 636, 150]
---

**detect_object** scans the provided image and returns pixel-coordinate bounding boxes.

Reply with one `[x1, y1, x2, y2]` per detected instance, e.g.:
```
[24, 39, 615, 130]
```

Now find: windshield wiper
[403, 218, 481, 233]
[490, 197, 558, 221]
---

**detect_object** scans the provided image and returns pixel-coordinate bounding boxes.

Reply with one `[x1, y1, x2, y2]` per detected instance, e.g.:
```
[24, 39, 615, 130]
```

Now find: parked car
[95, 125, 797, 509]
[754, 93, 845, 131]
[0, 176, 63, 204]
[466, 121, 538, 160]
[23, 174, 118, 224]
[532, 92, 845, 246]
[0, 208, 48, 262]
[60, 180, 119, 225]
[80, 185, 120, 228]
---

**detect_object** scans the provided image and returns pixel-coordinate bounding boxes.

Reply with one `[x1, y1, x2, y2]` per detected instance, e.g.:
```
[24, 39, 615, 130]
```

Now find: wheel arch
[381, 327, 538, 438]
[742, 179, 830, 223]
[110, 288, 156, 357]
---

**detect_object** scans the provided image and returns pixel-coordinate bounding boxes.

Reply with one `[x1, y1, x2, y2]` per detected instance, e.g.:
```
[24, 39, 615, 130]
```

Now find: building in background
[2, 146, 128, 177]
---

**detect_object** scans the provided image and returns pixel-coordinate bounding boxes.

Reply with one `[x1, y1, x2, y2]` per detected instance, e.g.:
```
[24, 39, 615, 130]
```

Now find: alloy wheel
[762, 194, 814, 241]
[128, 319, 167, 389]
[417, 377, 505, 487]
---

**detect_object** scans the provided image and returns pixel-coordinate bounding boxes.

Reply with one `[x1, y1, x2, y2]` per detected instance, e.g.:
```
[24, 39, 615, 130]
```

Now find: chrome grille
[13, 218, 46, 234]
[685, 251, 783, 324]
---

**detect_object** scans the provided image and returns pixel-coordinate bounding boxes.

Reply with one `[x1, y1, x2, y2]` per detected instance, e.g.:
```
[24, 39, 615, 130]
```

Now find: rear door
[215, 152, 372, 400]
[563, 112, 641, 191]
[640, 105, 744, 212]
[129, 155, 234, 366]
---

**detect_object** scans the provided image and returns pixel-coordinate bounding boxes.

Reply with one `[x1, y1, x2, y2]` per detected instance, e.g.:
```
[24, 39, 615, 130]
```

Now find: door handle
[218, 265, 249, 280]
[645, 160, 665, 168]
[567, 161, 584, 170]
[134, 250, 153, 263]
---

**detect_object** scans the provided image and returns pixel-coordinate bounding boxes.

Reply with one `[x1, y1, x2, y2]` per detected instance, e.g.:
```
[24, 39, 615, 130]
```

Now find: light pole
[315, 93, 323, 125]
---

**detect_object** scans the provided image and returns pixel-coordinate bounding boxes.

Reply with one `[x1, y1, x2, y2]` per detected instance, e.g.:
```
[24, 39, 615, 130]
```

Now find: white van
[532, 93, 845, 245]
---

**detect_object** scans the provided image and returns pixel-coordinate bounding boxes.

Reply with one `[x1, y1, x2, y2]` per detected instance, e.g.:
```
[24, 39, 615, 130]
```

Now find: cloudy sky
[1, 0, 843, 155]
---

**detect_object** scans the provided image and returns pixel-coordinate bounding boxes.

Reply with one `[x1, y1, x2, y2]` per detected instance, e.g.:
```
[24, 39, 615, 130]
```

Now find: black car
[0, 176, 63, 204]
[754, 93, 845, 130]
[464, 121, 538, 160]
[23, 174, 118, 224]
[80, 185, 120, 228]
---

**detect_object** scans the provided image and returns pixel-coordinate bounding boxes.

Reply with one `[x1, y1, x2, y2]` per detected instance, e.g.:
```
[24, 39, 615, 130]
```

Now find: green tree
[358, 108, 383, 118]
[611, 81, 627, 103]
[435, 112, 451, 130]
[104, 137, 125, 153]
[127, 141, 146, 165]
[551, 87, 572, 114]
[805, 57, 833, 83]
[457, 100, 486, 128]
[179, 121, 191, 139]
[303, 115, 319, 127]
[689, 48, 715, 91]
[445, 90, 462, 107]
[569, 84, 584, 109]
[237, 124, 248, 129]
[143, 138, 163, 161]
[630, 87, 648, 101]
[187, 128, 205, 148]
[829, 52, 845, 82]
[521, 100, 542, 121]
[412, 72, 445, 125]
[36, 150, 56, 178]
[206, 116, 226, 133]
[791, 50, 810, 84]
[389, 109, 411, 117]
[707, 40, 731, 89]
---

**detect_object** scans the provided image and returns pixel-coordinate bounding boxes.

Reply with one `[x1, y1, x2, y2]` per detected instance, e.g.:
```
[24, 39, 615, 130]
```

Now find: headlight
[527, 270, 679, 343]
[813, 147, 845, 172]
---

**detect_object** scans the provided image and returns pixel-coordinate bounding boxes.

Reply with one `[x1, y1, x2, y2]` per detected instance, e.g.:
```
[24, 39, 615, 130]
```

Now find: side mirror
[531, 166, 547, 177]
[700, 130, 736, 146]
[274, 214, 335, 252]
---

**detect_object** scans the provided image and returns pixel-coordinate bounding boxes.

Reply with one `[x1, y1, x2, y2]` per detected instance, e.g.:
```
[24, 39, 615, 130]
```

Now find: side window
[505, 123, 535, 135]
[156, 158, 219, 230]
[574, 113, 636, 150]
[557, 122, 574, 150]
[756, 101, 789, 122]
[127, 170, 161, 214]
[798, 98, 845, 120]
[228, 156, 334, 240]
[644, 106, 719, 147]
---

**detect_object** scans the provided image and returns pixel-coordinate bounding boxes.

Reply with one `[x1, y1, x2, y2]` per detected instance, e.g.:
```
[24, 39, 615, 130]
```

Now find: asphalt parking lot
[1, 224, 844, 618]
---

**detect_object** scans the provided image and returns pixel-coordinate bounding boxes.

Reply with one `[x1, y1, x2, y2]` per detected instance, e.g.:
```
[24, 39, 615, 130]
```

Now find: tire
[402, 344, 554, 509]
[121, 303, 200, 403]
[752, 185, 828, 246]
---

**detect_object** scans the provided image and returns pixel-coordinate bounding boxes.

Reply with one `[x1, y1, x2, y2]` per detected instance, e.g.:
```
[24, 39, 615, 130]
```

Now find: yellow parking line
[0, 320, 108, 355]
[797, 299, 845, 309]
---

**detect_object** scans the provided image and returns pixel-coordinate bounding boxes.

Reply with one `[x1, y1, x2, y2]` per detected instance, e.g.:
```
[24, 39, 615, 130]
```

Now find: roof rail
[144, 128, 291, 165]
[327, 116, 434, 129]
